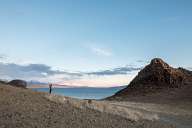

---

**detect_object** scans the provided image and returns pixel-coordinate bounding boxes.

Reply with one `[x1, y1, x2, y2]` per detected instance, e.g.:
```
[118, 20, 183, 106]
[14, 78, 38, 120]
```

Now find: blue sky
[0, 0, 192, 87]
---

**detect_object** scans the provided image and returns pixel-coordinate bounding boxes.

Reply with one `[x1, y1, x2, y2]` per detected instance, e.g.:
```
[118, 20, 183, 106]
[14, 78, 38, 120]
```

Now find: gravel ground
[0, 84, 174, 128]
[107, 101, 192, 128]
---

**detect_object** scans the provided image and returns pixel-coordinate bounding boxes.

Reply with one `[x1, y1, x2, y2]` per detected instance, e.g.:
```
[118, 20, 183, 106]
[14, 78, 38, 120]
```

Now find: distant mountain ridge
[27, 80, 48, 85]
[108, 58, 192, 99]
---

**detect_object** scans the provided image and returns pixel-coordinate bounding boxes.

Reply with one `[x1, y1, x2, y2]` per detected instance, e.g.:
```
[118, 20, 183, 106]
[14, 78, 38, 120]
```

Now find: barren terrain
[0, 84, 176, 128]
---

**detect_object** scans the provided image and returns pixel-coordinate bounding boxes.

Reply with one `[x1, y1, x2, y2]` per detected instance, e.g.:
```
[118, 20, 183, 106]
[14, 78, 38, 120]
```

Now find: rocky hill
[108, 58, 192, 99]
[8, 79, 27, 88]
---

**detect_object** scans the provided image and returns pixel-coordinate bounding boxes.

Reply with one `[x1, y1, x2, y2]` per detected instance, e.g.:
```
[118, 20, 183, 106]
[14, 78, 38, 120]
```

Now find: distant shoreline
[27, 85, 126, 89]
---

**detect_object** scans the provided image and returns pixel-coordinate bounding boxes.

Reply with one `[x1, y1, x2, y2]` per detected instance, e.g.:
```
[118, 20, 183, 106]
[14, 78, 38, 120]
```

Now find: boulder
[8, 79, 27, 88]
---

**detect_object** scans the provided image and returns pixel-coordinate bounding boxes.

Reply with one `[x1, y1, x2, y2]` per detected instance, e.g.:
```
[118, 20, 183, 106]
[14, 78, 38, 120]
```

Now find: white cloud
[91, 47, 112, 57]
[83, 42, 113, 57]
[57, 74, 137, 87]
[0, 61, 141, 87]
[0, 54, 8, 61]
[0, 53, 142, 87]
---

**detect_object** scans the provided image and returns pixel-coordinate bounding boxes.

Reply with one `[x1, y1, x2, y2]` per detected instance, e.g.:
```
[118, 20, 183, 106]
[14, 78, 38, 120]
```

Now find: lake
[32, 86, 125, 100]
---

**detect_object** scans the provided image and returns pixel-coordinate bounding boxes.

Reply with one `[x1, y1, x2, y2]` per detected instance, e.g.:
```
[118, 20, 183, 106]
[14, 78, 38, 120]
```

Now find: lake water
[32, 86, 125, 100]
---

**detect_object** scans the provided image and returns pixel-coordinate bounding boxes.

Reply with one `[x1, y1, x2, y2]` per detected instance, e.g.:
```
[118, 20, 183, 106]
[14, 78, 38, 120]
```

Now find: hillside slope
[0, 83, 173, 128]
[107, 58, 192, 102]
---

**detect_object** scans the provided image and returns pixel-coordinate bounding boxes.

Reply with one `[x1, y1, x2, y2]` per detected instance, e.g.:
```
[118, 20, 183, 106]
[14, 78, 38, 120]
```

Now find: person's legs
[49, 87, 51, 94]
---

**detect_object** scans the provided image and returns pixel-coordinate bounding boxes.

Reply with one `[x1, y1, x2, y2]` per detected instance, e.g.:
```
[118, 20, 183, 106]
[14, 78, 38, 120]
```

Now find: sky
[0, 0, 192, 87]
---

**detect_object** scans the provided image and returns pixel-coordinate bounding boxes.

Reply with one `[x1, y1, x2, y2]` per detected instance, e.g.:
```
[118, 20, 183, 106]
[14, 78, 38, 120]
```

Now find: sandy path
[107, 101, 192, 128]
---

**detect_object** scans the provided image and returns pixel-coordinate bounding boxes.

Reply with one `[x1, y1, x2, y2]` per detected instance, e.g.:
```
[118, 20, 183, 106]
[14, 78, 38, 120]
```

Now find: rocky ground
[107, 101, 192, 128]
[0, 84, 175, 128]
[102, 58, 192, 128]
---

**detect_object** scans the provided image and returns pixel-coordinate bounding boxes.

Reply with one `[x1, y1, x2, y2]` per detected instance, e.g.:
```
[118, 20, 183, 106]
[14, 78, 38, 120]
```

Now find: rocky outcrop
[0, 80, 7, 84]
[109, 58, 192, 98]
[8, 79, 27, 88]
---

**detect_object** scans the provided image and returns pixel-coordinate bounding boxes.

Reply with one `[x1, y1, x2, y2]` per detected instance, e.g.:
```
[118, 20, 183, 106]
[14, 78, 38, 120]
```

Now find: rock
[8, 80, 27, 88]
[178, 67, 192, 83]
[109, 58, 192, 98]
[0, 80, 7, 84]
[130, 58, 185, 87]
[88, 99, 92, 104]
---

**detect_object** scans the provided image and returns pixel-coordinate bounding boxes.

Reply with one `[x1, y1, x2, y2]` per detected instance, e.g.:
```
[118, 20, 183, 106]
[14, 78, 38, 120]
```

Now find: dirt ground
[0, 84, 176, 128]
[104, 84, 192, 128]
[107, 101, 192, 128]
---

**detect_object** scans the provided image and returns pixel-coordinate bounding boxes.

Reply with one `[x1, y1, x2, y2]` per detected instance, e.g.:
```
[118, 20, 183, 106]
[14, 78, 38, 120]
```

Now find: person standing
[49, 83, 53, 94]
